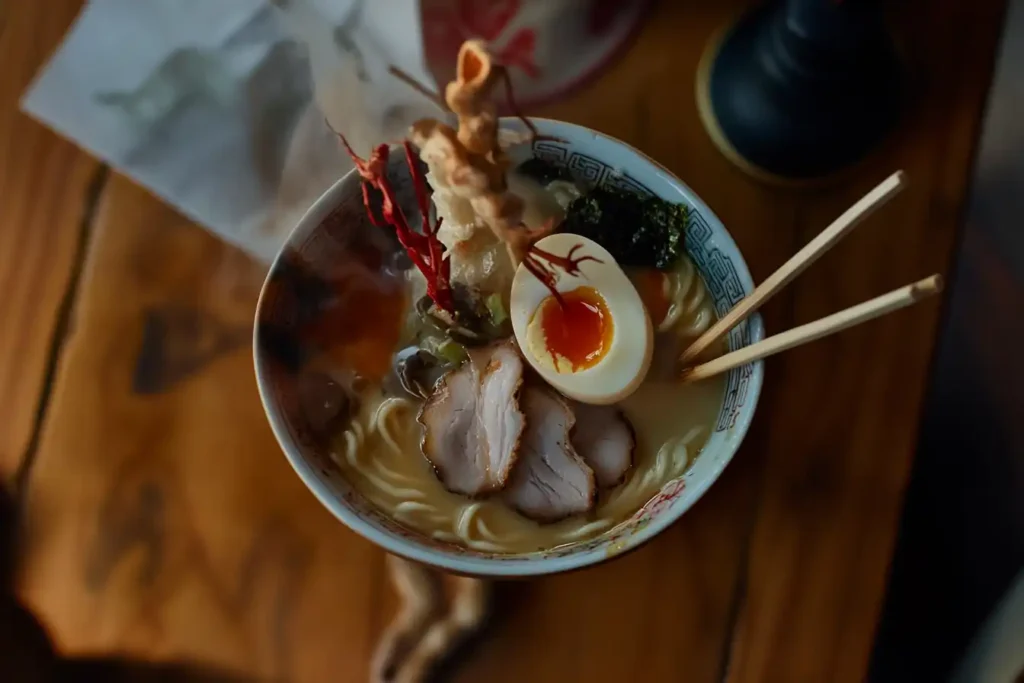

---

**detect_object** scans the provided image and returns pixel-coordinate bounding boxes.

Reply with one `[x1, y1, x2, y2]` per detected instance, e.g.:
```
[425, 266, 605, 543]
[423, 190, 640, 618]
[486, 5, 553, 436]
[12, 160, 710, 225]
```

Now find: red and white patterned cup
[421, 0, 653, 108]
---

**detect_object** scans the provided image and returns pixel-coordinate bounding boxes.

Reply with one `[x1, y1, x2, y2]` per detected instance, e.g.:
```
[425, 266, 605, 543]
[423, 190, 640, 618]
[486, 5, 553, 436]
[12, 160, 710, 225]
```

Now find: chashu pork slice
[570, 402, 636, 488]
[504, 386, 596, 522]
[418, 340, 525, 496]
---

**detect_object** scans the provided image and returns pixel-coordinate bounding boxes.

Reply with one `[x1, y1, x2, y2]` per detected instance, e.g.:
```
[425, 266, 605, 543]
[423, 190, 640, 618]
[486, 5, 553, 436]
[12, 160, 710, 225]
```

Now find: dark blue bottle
[698, 0, 902, 182]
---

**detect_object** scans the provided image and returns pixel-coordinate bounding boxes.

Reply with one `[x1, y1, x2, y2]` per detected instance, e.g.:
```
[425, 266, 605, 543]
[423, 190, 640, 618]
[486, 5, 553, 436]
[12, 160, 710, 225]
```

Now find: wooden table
[1, 0, 1008, 681]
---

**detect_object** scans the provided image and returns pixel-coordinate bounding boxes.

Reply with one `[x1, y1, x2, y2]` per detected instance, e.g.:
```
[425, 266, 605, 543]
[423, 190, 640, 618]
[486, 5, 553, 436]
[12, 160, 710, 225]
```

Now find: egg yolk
[532, 286, 614, 372]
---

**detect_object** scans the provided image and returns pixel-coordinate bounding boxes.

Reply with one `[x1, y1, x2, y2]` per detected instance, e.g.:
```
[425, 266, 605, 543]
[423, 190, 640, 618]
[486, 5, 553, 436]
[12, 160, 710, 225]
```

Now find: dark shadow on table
[0, 484, 261, 683]
[870, 1, 1024, 676]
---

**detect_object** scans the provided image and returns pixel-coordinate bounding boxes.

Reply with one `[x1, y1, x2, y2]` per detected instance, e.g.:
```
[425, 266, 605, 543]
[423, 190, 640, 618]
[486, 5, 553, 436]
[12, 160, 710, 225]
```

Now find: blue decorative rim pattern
[530, 137, 755, 434]
[254, 118, 764, 576]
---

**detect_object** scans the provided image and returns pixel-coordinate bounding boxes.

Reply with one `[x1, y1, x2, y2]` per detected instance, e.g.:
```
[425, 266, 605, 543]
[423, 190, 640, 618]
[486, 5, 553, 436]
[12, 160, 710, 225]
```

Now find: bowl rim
[254, 117, 764, 576]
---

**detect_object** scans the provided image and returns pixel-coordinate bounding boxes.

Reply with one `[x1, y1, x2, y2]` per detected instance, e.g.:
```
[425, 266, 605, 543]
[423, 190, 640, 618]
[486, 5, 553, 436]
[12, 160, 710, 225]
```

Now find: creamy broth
[276, 39, 741, 555]
[328, 252, 726, 554]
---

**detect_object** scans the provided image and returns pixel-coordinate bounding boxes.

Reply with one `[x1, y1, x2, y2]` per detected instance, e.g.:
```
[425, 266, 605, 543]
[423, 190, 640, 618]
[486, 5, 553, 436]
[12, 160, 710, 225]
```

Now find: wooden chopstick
[678, 171, 907, 365]
[679, 274, 943, 383]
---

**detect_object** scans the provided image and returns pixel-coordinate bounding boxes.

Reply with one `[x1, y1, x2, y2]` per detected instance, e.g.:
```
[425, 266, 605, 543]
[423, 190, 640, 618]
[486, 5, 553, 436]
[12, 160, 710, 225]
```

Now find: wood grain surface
[5, 0, 1009, 681]
[722, 2, 1010, 680]
[0, 0, 101, 481]
[17, 175, 390, 682]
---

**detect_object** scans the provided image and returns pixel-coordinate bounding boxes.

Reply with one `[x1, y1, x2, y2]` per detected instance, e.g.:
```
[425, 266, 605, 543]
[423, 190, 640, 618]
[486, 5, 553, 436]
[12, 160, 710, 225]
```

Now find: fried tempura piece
[445, 40, 503, 159]
[409, 41, 544, 266]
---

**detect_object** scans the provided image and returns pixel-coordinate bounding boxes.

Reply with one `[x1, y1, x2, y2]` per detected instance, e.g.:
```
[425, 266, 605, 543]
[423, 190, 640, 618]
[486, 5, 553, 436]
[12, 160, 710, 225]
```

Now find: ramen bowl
[254, 118, 764, 577]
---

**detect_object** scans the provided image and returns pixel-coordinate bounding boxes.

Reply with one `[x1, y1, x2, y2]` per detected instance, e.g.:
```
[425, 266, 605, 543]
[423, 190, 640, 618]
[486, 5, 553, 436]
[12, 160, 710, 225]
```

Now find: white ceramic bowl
[254, 118, 764, 577]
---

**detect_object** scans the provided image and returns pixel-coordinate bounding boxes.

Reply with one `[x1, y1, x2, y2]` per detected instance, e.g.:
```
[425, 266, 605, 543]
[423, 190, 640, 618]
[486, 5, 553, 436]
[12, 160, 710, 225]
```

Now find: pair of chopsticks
[679, 171, 943, 383]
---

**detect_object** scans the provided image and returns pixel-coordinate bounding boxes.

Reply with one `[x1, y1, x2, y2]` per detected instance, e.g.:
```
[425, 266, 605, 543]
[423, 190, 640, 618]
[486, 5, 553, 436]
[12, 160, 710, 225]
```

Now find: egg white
[510, 234, 653, 405]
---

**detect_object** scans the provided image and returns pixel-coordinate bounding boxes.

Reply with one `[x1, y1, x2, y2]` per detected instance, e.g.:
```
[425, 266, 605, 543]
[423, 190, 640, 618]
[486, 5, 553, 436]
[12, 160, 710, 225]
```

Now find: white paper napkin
[23, 0, 444, 261]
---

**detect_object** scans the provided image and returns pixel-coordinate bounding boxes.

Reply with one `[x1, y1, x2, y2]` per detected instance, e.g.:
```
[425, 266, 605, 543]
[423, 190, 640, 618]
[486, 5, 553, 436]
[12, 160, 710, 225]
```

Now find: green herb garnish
[436, 338, 468, 364]
[562, 187, 687, 271]
[485, 293, 508, 326]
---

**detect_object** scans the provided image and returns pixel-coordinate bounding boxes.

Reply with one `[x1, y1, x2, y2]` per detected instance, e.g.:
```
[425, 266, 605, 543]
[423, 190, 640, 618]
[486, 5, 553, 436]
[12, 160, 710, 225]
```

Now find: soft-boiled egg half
[510, 234, 653, 405]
